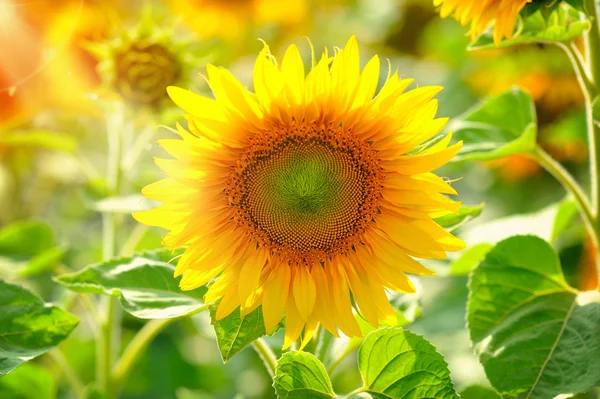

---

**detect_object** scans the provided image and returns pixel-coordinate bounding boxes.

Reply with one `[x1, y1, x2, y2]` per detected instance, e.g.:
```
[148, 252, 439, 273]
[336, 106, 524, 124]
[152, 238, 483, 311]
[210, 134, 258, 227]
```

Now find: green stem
[586, 0, 600, 212]
[556, 42, 595, 96]
[315, 328, 334, 363]
[98, 104, 126, 398]
[345, 387, 365, 397]
[327, 340, 361, 375]
[584, 0, 600, 286]
[49, 349, 86, 399]
[252, 338, 278, 378]
[532, 146, 596, 233]
[119, 223, 149, 257]
[111, 304, 210, 391]
[111, 318, 175, 386]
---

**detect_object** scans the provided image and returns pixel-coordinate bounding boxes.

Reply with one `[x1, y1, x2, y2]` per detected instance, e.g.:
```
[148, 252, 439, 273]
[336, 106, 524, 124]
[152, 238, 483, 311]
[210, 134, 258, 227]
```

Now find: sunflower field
[3, 0, 600, 398]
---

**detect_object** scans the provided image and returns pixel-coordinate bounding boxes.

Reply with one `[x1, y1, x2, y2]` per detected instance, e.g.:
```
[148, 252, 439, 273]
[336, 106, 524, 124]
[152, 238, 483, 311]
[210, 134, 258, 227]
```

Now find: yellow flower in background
[135, 37, 464, 347]
[170, 0, 307, 40]
[434, 0, 533, 45]
[86, 10, 197, 110]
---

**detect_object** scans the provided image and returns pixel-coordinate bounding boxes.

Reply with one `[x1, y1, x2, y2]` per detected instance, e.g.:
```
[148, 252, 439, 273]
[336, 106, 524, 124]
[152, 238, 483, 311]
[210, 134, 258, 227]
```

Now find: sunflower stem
[252, 338, 278, 378]
[532, 146, 595, 236]
[346, 387, 366, 397]
[584, 0, 600, 287]
[98, 103, 126, 398]
[327, 339, 362, 375]
[111, 303, 210, 391]
[111, 318, 174, 389]
[315, 327, 334, 363]
[49, 349, 86, 399]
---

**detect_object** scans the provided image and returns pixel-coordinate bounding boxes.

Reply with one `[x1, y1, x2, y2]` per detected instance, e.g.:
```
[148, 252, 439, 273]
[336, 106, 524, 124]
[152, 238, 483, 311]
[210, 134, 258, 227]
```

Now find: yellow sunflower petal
[262, 264, 291, 334]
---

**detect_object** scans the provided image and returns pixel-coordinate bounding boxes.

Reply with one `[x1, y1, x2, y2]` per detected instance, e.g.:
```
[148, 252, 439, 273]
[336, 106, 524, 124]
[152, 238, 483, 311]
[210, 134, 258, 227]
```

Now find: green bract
[210, 305, 282, 363]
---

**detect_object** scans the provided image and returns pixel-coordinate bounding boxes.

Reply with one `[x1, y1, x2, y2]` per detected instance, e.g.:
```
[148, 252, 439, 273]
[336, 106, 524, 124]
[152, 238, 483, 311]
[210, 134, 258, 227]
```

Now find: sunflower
[434, 0, 533, 45]
[85, 10, 197, 110]
[170, 0, 306, 41]
[135, 37, 464, 348]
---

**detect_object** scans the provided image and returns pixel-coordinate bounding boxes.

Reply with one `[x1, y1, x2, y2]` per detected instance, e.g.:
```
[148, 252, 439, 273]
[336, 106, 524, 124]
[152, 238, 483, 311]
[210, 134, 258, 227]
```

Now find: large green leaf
[209, 305, 282, 363]
[54, 250, 206, 319]
[273, 351, 334, 399]
[0, 363, 55, 399]
[451, 88, 537, 162]
[357, 327, 459, 399]
[0, 280, 79, 377]
[469, 5, 590, 50]
[459, 385, 501, 399]
[0, 221, 66, 278]
[468, 235, 600, 398]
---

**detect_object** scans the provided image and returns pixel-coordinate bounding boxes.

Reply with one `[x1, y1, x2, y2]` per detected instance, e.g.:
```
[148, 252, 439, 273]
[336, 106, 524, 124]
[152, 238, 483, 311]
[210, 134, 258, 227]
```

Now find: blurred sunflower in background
[170, 0, 307, 41]
[434, 0, 533, 45]
[86, 9, 203, 114]
[135, 37, 464, 348]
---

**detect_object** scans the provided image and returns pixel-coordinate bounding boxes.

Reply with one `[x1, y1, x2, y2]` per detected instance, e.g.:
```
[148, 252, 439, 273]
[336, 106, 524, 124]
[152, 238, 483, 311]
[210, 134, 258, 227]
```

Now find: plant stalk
[315, 327, 335, 364]
[584, 0, 600, 287]
[252, 338, 278, 378]
[97, 105, 125, 398]
[112, 318, 175, 386]
[49, 349, 86, 399]
[111, 304, 210, 391]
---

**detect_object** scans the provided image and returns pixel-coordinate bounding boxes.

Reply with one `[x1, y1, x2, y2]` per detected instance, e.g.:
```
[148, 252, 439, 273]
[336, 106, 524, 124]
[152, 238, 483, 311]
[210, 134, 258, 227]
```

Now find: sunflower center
[228, 121, 382, 265]
[114, 42, 180, 107]
[271, 150, 338, 214]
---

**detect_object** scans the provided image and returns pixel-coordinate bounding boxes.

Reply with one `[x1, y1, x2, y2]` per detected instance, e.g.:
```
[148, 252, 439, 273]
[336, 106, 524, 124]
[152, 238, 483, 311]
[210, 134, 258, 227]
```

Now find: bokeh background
[0, 0, 595, 398]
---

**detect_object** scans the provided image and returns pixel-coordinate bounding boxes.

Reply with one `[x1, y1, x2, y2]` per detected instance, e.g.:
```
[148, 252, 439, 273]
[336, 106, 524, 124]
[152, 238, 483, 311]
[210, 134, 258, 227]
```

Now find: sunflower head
[86, 10, 195, 110]
[135, 37, 464, 348]
[111, 39, 181, 107]
[170, 0, 307, 41]
[434, 0, 534, 45]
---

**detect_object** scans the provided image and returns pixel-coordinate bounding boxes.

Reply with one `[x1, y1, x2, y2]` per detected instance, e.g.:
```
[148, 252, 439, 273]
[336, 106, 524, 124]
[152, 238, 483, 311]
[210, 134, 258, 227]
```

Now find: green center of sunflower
[228, 122, 383, 265]
[273, 154, 335, 214]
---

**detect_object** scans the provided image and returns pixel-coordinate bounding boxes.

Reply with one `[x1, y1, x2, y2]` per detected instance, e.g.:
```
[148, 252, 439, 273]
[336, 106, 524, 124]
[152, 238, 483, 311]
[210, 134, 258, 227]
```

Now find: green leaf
[0, 221, 55, 257]
[0, 221, 65, 278]
[451, 87, 537, 162]
[469, 5, 590, 50]
[459, 385, 501, 399]
[0, 130, 77, 152]
[54, 249, 207, 319]
[0, 363, 56, 399]
[468, 235, 600, 398]
[209, 305, 282, 363]
[0, 280, 79, 376]
[434, 203, 485, 231]
[273, 351, 334, 399]
[449, 243, 493, 276]
[357, 327, 459, 399]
